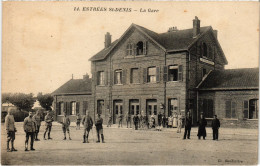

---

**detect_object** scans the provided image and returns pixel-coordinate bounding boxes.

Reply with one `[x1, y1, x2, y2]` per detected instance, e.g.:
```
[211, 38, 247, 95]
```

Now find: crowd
[5, 107, 220, 153]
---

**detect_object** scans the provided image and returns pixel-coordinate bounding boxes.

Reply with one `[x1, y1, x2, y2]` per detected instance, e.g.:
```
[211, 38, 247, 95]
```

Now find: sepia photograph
[2, 1, 259, 165]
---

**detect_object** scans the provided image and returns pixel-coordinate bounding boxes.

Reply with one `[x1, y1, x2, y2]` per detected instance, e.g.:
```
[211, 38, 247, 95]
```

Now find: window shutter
[56, 102, 60, 115]
[143, 68, 147, 83]
[133, 45, 137, 56]
[83, 101, 88, 115]
[163, 66, 168, 82]
[156, 66, 160, 82]
[208, 99, 214, 118]
[113, 70, 116, 85]
[104, 71, 108, 85]
[178, 65, 183, 81]
[143, 41, 148, 55]
[231, 102, 236, 118]
[96, 72, 100, 85]
[225, 101, 231, 118]
[64, 102, 67, 114]
[76, 102, 80, 115]
[243, 101, 249, 119]
[122, 69, 127, 84]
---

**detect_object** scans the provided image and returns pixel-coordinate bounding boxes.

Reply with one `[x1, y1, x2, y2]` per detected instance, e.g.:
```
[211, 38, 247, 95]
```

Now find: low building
[197, 68, 259, 128]
[52, 74, 93, 122]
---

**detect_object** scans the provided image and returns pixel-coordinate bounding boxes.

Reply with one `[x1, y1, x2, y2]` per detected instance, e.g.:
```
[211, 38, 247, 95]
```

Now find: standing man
[183, 112, 192, 139]
[157, 112, 162, 131]
[125, 112, 131, 128]
[24, 111, 36, 151]
[197, 113, 207, 140]
[177, 113, 183, 133]
[133, 113, 139, 130]
[5, 108, 17, 152]
[118, 112, 123, 128]
[76, 113, 81, 130]
[107, 111, 112, 127]
[212, 115, 220, 140]
[95, 114, 105, 143]
[62, 113, 71, 140]
[33, 110, 41, 141]
[43, 110, 54, 140]
[82, 110, 93, 143]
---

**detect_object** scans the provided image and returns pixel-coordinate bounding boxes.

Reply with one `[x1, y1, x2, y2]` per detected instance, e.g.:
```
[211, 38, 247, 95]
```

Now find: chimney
[83, 73, 90, 80]
[104, 32, 112, 48]
[213, 30, 218, 39]
[193, 16, 200, 38]
[168, 26, 178, 32]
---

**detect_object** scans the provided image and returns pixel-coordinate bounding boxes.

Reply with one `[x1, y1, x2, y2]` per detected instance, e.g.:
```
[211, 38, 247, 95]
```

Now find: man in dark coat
[183, 111, 192, 139]
[133, 113, 139, 130]
[95, 114, 105, 143]
[197, 113, 207, 140]
[212, 115, 220, 140]
[82, 110, 93, 143]
[158, 112, 162, 131]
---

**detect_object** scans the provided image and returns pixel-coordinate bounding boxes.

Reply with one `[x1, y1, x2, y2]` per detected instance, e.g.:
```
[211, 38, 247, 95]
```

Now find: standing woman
[197, 113, 207, 140]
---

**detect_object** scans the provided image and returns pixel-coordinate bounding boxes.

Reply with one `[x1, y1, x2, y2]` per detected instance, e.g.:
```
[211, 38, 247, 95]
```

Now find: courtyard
[1, 122, 258, 165]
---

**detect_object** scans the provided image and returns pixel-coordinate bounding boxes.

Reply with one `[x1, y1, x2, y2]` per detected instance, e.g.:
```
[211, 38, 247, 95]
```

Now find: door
[146, 99, 157, 123]
[113, 100, 123, 124]
[129, 100, 140, 119]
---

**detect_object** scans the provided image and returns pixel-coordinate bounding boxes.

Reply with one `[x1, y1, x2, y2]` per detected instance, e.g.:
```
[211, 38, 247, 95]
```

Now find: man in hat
[95, 114, 105, 143]
[125, 112, 132, 128]
[24, 111, 37, 151]
[212, 115, 220, 140]
[76, 113, 81, 130]
[133, 113, 139, 130]
[82, 110, 93, 143]
[62, 112, 71, 140]
[157, 112, 163, 131]
[107, 111, 112, 127]
[32, 110, 41, 141]
[183, 111, 192, 139]
[118, 112, 123, 128]
[197, 113, 207, 140]
[43, 110, 54, 140]
[5, 108, 17, 152]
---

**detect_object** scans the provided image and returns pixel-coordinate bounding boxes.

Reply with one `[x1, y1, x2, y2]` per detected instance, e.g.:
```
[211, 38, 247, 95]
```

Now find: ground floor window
[71, 102, 76, 115]
[199, 99, 214, 118]
[244, 99, 258, 119]
[58, 102, 64, 115]
[225, 100, 236, 119]
[97, 100, 104, 115]
[83, 101, 88, 115]
[168, 98, 178, 116]
[129, 99, 139, 115]
[146, 99, 157, 115]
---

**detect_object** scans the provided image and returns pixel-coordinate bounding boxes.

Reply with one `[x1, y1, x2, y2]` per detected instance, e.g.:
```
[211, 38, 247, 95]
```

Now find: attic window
[136, 41, 143, 55]
[202, 43, 208, 58]
[127, 43, 134, 56]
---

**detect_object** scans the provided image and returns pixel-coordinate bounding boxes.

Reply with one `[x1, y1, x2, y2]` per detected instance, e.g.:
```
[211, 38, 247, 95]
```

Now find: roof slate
[52, 78, 92, 95]
[89, 24, 211, 61]
[198, 68, 259, 90]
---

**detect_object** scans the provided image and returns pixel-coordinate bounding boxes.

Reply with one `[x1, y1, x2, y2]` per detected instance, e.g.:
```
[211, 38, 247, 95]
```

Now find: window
[114, 70, 122, 85]
[202, 68, 207, 78]
[168, 65, 178, 81]
[83, 101, 88, 115]
[244, 99, 258, 119]
[71, 102, 76, 115]
[147, 67, 156, 83]
[97, 100, 104, 115]
[130, 68, 139, 84]
[168, 98, 178, 116]
[202, 43, 208, 58]
[136, 41, 143, 55]
[97, 71, 105, 85]
[225, 100, 236, 118]
[127, 43, 134, 56]
[129, 99, 139, 115]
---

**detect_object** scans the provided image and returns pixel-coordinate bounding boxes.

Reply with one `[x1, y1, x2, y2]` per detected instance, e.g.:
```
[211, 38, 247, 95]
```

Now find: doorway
[113, 100, 123, 124]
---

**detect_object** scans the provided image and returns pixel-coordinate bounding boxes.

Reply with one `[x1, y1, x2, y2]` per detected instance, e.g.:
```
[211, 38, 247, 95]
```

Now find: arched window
[136, 41, 144, 55]
[202, 43, 208, 58]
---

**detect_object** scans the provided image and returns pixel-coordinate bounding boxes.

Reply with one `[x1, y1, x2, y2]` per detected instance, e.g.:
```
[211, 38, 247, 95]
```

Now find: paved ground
[1, 122, 258, 165]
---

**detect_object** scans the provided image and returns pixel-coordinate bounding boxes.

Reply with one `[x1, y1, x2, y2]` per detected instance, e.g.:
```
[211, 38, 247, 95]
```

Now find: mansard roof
[198, 68, 259, 90]
[52, 78, 92, 95]
[89, 23, 227, 63]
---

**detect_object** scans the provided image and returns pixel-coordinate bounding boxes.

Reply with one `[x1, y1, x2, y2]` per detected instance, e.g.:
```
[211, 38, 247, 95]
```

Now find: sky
[2, 1, 259, 95]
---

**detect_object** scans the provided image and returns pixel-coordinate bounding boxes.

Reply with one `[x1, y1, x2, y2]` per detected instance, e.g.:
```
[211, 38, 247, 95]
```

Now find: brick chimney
[193, 16, 200, 38]
[104, 32, 112, 48]
[168, 26, 178, 32]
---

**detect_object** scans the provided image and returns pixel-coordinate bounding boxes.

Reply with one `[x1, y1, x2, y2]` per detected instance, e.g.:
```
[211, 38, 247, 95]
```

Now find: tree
[2, 93, 12, 103]
[37, 93, 54, 111]
[8, 93, 36, 111]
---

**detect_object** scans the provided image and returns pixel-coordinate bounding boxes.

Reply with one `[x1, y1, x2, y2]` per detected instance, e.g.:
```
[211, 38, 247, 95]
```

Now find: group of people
[5, 108, 105, 152]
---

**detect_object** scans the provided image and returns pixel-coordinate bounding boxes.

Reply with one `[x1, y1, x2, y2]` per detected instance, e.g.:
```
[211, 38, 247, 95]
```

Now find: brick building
[52, 74, 93, 122]
[53, 16, 258, 127]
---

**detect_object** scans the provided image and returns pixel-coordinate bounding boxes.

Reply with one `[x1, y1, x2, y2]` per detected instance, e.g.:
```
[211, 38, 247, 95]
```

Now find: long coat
[5, 115, 16, 132]
[197, 118, 207, 137]
[82, 115, 93, 130]
[184, 116, 192, 130]
[24, 116, 36, 133]
[212, 118, 220, 129]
